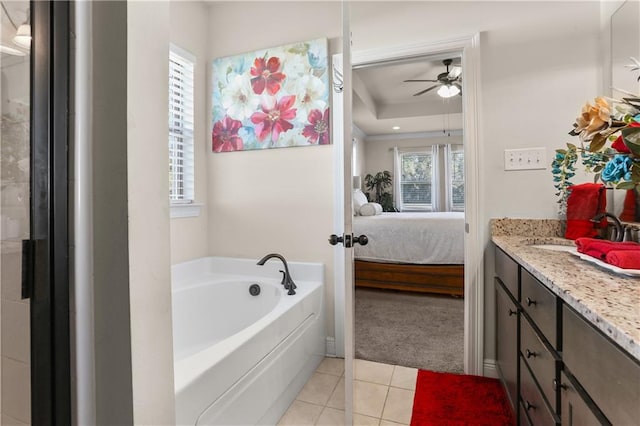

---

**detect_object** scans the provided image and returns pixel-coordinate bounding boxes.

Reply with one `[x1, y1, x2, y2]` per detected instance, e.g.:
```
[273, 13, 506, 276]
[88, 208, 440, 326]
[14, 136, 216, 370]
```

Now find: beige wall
[351, 1, 601, 364]
[206, 1, 342, 339]
[169, 1, 210, 265]
[127, 1, 175, 424]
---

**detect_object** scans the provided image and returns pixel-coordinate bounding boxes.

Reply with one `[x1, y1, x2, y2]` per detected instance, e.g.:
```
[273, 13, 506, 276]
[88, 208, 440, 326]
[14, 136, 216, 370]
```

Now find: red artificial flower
[302, 108, 330, 145]
[250, 56, 286, 95]
[611, 121, 640, 154]
[250, 95, 297, 142]
[212, 116, 244, 152]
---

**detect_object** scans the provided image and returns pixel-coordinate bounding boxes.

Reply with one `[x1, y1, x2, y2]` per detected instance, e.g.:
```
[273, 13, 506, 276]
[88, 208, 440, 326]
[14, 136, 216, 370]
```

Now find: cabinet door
[559, 371, 606, 426]
[496, 279, 518, 411]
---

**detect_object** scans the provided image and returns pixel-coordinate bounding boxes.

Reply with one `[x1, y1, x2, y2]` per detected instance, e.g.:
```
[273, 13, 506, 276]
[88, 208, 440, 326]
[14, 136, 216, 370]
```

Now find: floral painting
[211, 38, 330, 152]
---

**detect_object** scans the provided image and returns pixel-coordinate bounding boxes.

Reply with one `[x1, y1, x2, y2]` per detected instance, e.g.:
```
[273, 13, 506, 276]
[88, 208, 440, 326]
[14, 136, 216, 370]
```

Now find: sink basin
[530, 244, 577, 253]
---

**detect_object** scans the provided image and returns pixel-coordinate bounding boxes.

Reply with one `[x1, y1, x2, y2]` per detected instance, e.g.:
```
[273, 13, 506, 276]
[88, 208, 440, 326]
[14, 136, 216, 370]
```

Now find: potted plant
[364, 170, 395, 212]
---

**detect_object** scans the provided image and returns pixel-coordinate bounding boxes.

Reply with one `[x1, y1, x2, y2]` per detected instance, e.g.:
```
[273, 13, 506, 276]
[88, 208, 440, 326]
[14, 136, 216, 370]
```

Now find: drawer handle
[525, 349, 537, 359]
[526, 297, 537, 306]
[524, 401, 536, 411]
[552, 379, 567, 391]
[508, 309, 518, 316]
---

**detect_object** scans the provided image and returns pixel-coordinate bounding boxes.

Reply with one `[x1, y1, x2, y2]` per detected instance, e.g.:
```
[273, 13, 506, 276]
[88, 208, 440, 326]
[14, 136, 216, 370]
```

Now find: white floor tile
[315, 407, 345, 426]
[390, 365, 418, 391]
[353, 379, 389, 418]
[354, 413, 381, 426]
[381, 387, 415, 425]
[316, 357, 345, 377]
[326, 377, 345, 410]
[355, 359, 395, 385]
[296, 372, 341, 406]
[277, 400, 323, 426]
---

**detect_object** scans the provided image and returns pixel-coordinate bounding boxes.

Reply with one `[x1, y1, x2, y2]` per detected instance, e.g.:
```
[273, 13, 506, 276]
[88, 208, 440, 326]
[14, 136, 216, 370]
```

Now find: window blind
[169, 46, 195, 203]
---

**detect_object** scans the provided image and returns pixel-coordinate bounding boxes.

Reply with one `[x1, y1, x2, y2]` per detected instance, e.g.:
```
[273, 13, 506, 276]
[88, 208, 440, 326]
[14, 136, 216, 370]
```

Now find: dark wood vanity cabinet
[494, 247, 640, 425]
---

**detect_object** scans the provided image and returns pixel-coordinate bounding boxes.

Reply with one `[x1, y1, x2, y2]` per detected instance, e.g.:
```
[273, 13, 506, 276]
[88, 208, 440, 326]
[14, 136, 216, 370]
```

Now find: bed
[353, 211, 465, 296]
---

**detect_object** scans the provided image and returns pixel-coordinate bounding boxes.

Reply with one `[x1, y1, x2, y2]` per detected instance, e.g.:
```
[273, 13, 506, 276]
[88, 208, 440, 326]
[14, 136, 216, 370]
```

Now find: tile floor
[277, 358, 417, 426]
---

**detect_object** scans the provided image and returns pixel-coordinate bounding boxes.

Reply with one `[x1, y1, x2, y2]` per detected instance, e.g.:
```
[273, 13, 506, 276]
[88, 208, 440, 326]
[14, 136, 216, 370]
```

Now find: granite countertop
[491, 219, 640, 362]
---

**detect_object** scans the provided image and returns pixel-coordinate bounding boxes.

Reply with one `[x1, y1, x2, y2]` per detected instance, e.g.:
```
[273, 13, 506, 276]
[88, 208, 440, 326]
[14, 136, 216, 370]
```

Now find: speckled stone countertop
[491, 218, 640, 361]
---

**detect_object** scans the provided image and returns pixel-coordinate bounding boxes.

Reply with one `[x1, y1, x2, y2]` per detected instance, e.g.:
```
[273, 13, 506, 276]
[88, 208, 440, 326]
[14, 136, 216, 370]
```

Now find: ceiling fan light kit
[405, 58, 462, 98]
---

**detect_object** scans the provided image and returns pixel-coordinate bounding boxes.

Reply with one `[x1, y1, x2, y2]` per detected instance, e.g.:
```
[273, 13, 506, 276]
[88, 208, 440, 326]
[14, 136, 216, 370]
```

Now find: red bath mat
[410, 370, 514, 426]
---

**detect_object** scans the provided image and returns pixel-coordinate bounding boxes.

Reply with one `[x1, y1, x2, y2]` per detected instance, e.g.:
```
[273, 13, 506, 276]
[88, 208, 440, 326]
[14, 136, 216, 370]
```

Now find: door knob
[353, 235, 368, 246]
[329, 234, 344, 246]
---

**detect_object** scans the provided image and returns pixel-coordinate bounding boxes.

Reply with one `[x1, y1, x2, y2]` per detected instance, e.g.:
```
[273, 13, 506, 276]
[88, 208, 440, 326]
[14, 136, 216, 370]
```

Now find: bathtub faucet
[256, 253, 297, 295]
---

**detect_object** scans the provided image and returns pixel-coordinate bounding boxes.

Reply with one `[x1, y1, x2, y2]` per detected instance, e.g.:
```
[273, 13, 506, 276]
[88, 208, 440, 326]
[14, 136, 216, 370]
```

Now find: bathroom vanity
[492, 220, 640, 425]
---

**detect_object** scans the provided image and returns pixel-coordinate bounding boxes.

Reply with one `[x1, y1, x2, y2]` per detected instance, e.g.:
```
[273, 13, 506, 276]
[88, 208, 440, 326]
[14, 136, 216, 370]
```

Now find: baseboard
[483, 359, 498, 378]
[325, 336, 336, 357]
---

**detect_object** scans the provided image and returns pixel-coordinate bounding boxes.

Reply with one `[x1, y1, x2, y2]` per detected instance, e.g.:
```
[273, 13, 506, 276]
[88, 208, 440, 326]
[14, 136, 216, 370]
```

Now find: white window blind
[169, 45, 195, 203]
[446, 144, 465, 212]
[397, 148, 436, 211]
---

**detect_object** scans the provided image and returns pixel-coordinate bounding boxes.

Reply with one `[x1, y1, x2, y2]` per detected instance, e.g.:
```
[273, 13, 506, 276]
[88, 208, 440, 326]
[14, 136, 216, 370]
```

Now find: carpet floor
[410, 370, 514, 425]
[355, 288, 464, 373]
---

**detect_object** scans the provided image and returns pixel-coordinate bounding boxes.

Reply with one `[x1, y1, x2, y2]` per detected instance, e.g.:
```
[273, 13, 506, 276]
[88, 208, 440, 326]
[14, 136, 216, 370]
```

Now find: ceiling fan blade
[413, 85, 439, 96]
[453, 82, 462, 89]
[404, 79, 439, 82]
[448, 67, 462, 79]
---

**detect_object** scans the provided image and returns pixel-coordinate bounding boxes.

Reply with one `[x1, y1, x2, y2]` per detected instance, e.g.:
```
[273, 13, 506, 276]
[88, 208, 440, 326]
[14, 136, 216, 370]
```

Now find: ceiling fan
[404, 59, 462, 98]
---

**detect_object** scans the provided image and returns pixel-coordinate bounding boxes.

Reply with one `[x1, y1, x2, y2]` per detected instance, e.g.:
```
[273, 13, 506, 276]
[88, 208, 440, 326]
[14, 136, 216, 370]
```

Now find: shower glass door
[1, 1, 32, 424]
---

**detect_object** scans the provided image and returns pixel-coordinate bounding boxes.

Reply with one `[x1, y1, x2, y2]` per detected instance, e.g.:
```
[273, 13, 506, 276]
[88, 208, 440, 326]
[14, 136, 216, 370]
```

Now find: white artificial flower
[221, 73, 260, 120]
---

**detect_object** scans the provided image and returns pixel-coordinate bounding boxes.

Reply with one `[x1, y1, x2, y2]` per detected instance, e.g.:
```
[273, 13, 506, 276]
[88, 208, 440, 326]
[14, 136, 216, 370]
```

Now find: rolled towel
[359, 202, 383, 216]
[605, 250, 640, 269]
[575, 237, 640, 260]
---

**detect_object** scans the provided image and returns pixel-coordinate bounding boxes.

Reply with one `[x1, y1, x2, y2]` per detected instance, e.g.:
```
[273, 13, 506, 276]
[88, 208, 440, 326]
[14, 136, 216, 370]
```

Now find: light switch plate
[504, 148, 547, 171]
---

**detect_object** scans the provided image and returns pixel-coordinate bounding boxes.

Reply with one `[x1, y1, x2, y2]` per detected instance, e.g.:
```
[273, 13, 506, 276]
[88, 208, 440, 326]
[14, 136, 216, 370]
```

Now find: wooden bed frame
[355, 260, 464, 297]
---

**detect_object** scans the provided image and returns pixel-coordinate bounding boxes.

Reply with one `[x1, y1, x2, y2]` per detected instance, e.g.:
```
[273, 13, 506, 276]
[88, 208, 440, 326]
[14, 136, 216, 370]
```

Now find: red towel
[565, 183, 606, 240]
[575, 237, 640, 260]
[619, 189, 637, 222]
[606, 250, 640, 269]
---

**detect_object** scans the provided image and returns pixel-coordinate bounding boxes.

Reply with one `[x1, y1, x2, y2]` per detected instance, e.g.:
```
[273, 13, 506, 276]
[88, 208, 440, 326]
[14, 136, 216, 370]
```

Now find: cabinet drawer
[495, 247, 518, 298]
[563, 305, 640, 425]
[496, 280, 518, 411]
[559, 371, 607, 426]
[521, 315, 558, 411]
[521, 269, 557, 346]
[520, 359, 558, 425]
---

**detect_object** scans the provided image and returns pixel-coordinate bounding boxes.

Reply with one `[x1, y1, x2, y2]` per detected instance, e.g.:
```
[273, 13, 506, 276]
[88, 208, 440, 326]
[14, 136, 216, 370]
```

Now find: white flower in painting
[275, 129, 308, 148]
[221, 73, 260, 120]
[289, 74, 327, 118]
[282, 52, 308, 79]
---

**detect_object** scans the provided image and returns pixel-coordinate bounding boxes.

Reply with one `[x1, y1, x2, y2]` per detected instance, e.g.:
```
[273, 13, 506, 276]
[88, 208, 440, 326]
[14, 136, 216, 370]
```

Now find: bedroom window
[168, 45, 195, 203]
[446, 144, 465, 212]
[398, 149, 435, 211]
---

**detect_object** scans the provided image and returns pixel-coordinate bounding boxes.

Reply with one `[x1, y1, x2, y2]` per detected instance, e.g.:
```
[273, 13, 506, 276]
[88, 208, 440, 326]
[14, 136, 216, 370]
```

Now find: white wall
[351, 1, 601, 365]
[127, 2, 175, 424]
[169, 1, 210, 265]
[206, 1, 342, 339]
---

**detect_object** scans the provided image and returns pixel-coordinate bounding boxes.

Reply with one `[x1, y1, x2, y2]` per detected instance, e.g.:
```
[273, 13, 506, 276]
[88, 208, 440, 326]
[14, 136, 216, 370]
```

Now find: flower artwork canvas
[211, 38, 330, 152]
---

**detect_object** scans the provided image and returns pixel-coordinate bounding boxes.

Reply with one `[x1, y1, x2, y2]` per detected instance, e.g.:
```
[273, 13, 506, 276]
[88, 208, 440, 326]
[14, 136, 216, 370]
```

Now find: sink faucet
[257, 253, 296, 295]
[591, 212, 624, 242]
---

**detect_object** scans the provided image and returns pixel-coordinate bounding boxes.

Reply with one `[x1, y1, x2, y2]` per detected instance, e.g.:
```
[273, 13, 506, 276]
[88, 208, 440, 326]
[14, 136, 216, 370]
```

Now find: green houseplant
[364, 170, 395, 212]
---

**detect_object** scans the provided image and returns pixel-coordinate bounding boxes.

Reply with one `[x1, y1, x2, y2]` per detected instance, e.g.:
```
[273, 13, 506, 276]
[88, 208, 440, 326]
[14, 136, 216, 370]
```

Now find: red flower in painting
[303, 108, 330, 145]
[250, 95, 297, 142]
[250, 56, 286, 95]
[212, 116, 244, 152]
[611, 121, 640, 154]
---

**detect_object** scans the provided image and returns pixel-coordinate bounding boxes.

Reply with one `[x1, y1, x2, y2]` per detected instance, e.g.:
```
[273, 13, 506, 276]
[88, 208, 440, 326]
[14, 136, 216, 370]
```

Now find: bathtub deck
[277, 358, 417, 426]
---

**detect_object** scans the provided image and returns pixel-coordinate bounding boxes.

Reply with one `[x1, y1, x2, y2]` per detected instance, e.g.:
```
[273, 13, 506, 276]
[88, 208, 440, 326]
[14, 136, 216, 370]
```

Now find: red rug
[410, 370, 515, 426]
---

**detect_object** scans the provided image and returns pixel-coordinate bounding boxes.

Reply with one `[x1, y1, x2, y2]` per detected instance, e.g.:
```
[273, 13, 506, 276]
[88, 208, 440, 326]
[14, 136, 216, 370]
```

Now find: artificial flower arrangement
[552, 58, 640, 211]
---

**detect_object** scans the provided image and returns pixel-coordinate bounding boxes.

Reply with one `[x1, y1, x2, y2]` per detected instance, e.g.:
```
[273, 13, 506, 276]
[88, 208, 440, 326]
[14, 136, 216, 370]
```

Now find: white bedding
[353, 212, 464, 264]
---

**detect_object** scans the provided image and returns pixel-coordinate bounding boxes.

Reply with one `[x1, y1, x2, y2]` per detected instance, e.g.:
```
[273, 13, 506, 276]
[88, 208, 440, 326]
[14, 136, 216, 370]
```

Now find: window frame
[446, 144, 465, 212]
[397, 148, 436, 212]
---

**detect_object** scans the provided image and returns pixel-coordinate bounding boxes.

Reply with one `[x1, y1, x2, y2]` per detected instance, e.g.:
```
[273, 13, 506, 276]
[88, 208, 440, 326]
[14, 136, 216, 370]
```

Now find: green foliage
[364, 171, 395, 212]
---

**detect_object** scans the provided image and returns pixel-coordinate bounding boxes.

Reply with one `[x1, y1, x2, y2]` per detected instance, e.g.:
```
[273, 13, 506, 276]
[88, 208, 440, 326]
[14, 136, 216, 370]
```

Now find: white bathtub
[172, 257, 325, 425]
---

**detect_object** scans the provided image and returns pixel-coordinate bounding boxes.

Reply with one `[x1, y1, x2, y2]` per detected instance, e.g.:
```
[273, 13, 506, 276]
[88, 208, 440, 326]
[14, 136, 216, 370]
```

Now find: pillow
[353, 189, 368, 215]
[359, 202, 383, 216]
